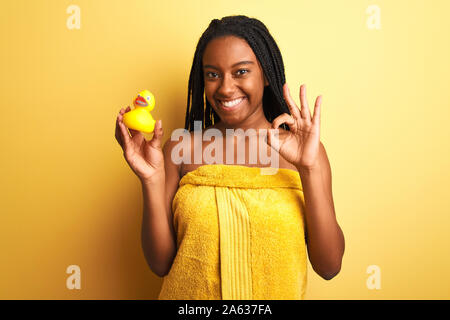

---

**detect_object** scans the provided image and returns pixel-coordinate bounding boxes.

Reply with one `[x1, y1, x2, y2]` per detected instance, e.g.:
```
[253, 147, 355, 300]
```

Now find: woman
[115, 15, 345, 300]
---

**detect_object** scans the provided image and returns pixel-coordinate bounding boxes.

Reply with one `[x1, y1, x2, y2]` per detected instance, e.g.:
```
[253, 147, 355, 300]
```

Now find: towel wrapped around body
[158, 164, 308, 300]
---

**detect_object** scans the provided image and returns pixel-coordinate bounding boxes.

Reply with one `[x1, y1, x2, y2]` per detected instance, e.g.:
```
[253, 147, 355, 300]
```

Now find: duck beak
[134, 95, 148, 107]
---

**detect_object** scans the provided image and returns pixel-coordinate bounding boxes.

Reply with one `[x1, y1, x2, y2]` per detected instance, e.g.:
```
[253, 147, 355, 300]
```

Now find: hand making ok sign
[267, 84, 322, 170]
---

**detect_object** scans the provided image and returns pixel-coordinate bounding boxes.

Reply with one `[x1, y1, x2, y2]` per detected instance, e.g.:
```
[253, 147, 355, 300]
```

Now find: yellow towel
[158, 164, 308, 300]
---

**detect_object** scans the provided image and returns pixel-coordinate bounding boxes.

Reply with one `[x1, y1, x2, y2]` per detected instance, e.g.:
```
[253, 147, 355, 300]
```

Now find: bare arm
[297, 142, 345, 280]
[115, 108, 180, 277]
[140, 174, 177, 277]
[141, 138, 181, 277]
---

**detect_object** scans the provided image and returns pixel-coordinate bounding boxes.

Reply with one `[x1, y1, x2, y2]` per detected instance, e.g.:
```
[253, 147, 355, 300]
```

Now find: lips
[217, 97, 246, 111]
[134, 95, 148, 107]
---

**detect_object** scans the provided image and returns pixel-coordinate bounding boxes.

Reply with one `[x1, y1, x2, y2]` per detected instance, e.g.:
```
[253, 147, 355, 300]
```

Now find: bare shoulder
[163, 130, 197, 179]
[162, 138, 181, 176]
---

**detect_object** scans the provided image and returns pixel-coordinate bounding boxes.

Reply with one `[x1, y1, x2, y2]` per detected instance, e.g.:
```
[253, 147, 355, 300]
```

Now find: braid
[185, 15, 290, 131]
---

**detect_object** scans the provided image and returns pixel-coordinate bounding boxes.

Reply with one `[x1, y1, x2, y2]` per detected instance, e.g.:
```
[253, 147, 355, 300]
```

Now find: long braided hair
[184, 15, 290, 132]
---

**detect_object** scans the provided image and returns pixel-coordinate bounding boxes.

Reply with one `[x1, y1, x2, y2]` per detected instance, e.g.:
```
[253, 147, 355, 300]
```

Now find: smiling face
[202, 35, 269, 130]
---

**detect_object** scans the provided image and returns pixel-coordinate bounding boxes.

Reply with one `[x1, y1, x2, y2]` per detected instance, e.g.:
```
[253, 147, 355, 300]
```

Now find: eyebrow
[203, 60, 255, 70]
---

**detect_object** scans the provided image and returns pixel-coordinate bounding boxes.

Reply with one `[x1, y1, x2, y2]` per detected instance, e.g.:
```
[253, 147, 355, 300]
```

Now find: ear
[264, 74, 269, 87]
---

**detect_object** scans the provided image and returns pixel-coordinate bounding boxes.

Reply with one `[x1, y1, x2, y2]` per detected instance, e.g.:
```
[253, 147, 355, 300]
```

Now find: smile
[218, 97, 246, 111]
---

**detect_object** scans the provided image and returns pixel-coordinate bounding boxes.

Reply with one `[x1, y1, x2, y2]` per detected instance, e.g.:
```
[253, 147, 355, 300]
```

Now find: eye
[206, 72, 218, 78]
[147, 96, 150, 100]
[237, 69, 249, 75]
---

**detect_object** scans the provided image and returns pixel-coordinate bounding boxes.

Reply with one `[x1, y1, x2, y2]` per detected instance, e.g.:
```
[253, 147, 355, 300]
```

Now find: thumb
[149, 119, 164, 149]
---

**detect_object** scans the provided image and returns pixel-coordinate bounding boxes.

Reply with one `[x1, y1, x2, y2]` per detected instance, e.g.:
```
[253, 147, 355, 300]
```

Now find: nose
[217, 73, 236, 98]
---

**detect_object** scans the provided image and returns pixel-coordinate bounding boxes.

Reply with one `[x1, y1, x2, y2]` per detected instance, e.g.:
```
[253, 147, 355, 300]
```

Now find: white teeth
[221, 97, 243, 107]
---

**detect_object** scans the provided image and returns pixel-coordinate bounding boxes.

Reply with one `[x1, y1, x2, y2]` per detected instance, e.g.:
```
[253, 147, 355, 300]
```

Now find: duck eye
[147, 96, 150, 100]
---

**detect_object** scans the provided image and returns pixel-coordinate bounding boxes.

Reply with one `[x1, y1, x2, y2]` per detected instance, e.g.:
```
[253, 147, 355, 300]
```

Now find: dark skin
[203, 36, 271, 133]
[202, 36, 345, 279]
[115, 35, 345, 279]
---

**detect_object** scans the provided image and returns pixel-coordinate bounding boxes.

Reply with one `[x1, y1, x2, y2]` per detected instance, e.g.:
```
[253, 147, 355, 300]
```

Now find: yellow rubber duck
[123, 90, 156, 133]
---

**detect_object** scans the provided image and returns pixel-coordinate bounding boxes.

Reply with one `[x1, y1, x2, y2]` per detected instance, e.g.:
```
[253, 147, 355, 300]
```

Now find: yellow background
[1, 0, 449, 299]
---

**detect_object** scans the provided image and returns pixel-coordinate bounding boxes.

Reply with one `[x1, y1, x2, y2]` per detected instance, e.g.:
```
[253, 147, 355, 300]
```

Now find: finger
[120, 106, 131, 115]
[131, 130, 145, 148]
[115, 116, 123, 148]
[117, 114, 131, 148]
[130, 129, 144, 149]
[312, 95, 322, 126]
[129, 128, 141, 138]
[266, 128, 282, 152]
[283, 83, 301, 120]
[300, 84, 312, 121]
[148, 120, 164, 149]
[272, 113, 296, 131]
